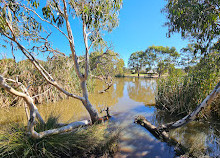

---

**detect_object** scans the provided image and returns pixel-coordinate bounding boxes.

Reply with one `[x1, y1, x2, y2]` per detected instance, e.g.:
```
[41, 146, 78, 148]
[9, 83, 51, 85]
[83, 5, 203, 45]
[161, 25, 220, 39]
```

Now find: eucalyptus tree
[128, 51, 146, 77]
[180, 44, 201, 72]
[90, 50, 124, 93]
[0, 0, 122, 138]
[163, 0, 220, 52]
[135, 1, 220, 136]
[147, 45, 180, 77]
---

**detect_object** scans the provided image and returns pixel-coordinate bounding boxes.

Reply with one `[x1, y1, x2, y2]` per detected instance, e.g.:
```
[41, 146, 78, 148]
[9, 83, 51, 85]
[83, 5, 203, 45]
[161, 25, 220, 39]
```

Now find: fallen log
[135, 81, 220, 155]
[134, 115, 188, 155]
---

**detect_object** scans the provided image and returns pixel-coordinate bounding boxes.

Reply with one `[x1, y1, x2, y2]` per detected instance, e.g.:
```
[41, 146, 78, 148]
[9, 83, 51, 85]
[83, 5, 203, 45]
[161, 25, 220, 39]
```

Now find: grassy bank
[156, 52, 220, 118]
[0, 115, 120, 158]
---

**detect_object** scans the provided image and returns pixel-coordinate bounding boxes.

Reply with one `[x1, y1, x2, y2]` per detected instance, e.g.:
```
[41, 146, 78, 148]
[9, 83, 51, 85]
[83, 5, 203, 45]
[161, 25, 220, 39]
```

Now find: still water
[0, 78, 219, 157]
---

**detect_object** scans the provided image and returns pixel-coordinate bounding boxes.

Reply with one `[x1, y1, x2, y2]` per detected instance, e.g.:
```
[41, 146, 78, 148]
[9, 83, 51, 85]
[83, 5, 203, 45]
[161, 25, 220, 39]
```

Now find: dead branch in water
[135, 80, 220, 155]
[98, 76, 113, 94]
[134, 116, 187, 155]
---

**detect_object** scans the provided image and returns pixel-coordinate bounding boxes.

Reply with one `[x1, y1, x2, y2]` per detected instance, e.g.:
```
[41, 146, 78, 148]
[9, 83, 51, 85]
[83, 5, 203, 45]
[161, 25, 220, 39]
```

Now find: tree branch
[0, 75, 44, 125]
[1, 31, 84, 101]
[62, 0, 83, 80]
[18, 4, 71, 42]
[83, 21, 90, 80]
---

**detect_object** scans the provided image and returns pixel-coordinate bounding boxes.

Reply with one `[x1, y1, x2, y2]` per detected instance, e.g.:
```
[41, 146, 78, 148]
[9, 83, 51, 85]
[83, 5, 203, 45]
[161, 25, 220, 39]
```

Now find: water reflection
[0, 78, 219, 157]
[155, 111, 220, 157]
[127, 78, 156, 105]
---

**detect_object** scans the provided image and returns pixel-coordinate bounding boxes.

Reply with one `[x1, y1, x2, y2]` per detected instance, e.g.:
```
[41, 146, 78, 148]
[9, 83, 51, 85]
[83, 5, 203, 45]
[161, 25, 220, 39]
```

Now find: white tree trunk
[30, 120, 90, 139]
[158, 81, 220, 131]
[0, 75, 45, 125]
[81, 81, 99, 123]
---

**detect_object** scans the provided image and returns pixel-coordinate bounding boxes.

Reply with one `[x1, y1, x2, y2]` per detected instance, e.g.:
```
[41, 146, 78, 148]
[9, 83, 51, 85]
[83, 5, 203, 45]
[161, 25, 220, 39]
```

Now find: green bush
[156, 52, 220, 118]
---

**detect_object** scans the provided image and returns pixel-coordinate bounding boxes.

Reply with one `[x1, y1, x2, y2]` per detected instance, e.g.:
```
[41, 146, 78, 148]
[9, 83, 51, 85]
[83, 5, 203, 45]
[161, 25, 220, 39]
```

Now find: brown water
[0, 78, 219, 157]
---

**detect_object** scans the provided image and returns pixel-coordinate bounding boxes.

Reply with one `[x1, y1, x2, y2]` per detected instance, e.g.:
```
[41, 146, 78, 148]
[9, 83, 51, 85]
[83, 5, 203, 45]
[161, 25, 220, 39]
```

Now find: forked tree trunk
[62, 0, 100, 123]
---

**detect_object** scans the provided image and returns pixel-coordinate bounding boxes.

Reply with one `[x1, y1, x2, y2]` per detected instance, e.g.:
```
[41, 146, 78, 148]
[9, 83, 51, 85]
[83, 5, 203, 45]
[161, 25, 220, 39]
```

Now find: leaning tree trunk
[0, 75, 45, 126]
[135, 80, 220, 155]
[158, 80, 220, 132]
[81, 80, 99, 123]
[135, 80, 220, 132]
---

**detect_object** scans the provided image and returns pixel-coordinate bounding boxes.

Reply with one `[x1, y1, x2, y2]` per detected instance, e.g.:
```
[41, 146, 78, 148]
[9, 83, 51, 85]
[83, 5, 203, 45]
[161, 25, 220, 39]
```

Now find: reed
[156, 52, 220, 118]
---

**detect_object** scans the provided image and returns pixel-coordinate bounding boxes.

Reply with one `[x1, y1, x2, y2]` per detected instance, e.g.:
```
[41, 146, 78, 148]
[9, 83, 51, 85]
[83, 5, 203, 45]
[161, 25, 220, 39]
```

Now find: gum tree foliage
[147, 46, 180, 77]
[163, 0, 220, 52]
[138, 0, 220, 140]
[90, 50, 124, 77]
[180, 44, 202, 72]
[0, 0, 122, 137]
[128, 51, 147, 76]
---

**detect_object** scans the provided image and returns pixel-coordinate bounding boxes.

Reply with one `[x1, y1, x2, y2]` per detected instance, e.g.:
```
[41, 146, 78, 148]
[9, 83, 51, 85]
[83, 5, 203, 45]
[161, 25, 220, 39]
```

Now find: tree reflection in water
[127, 77, 156, 105]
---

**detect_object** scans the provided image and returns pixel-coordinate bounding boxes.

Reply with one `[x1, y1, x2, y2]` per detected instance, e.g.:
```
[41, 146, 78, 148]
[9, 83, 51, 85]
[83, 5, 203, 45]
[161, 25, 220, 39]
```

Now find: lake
[0, 78, 219, 157]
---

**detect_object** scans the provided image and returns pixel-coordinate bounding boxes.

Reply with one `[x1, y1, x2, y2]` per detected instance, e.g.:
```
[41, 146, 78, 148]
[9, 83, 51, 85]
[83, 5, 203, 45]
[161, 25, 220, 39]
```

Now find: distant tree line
[128, 45, 180, 77]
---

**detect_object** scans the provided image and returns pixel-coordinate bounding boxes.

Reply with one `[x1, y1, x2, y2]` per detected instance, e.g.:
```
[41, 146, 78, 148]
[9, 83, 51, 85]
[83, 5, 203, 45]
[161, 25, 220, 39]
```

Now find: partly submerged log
[134, 116, 169, 141]
[135, 81, 220, 155]
[134, 115, 187, 155]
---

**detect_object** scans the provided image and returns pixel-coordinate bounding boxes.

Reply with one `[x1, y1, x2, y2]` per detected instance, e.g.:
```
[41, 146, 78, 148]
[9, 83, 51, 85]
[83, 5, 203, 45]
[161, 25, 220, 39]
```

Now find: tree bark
[62, 0, 99, 122]
[30, 120, 90, 139]
[81, 81, 99, 123]
[134, 116, 187, 155]
[0, 75, 45, 125]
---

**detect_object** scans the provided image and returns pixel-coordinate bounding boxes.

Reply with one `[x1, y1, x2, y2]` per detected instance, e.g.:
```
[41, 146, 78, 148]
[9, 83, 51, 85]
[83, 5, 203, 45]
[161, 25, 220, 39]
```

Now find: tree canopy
[128, 51, 147, 76]
[128, 46, 180, 77]
[163, 0, 220, 52]
[147, 45, 179, 77]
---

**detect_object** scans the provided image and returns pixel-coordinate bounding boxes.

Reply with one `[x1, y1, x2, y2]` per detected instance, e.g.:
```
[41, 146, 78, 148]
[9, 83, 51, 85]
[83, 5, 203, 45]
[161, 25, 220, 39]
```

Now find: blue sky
[106, 0, 189, 66]
[1, 0, 190, 67]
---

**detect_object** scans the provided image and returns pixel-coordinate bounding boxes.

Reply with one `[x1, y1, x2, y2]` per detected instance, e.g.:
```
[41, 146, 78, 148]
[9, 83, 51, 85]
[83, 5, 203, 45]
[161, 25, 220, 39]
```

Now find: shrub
[156, 52, 220, 118]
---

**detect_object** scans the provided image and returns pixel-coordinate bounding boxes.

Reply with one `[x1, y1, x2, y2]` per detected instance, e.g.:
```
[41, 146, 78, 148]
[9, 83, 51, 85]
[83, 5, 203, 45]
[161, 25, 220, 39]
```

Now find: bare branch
[88, 30, 99, 50]
[0, 75, 44, 125]
[32, 87, 52, 98]
[98, 76, 113, 94]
